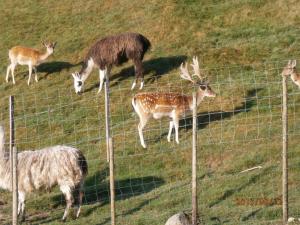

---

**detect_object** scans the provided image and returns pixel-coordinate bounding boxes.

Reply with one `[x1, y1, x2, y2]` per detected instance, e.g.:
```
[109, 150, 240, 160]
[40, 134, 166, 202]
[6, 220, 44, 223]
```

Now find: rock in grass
[165, 212, 192, 225]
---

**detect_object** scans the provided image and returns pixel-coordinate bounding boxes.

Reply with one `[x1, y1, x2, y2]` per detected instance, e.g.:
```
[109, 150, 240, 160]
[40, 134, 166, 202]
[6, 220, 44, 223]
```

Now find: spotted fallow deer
[281, 60, 300, 88]
[132, 56, 216, 148]
[6, 41, 56, 85]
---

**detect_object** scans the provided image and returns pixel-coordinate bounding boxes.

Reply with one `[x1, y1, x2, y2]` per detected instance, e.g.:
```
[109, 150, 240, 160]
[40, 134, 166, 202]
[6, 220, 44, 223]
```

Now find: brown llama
[71, 32, 151, 94]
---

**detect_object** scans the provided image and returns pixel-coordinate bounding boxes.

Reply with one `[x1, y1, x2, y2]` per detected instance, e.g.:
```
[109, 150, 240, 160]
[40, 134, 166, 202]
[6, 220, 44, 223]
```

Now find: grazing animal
[165, 212, 192, 225]
[6, 41, 56, 85]
[132, 57, 216, 148]
[281, 60, 300, 88]
[71, 32, 151, 94]
[0, 126, 88, 222]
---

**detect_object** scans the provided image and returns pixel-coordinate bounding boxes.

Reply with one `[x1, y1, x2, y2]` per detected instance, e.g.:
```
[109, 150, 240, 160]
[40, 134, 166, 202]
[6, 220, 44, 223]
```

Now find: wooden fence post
[9, 96, 18, 225]
[105, 71, 111, 163]
[192, 93, 198, 225]
[104, 72, 115, 225]
[109, 137, 115, 225]
[282, 75, 288, 224]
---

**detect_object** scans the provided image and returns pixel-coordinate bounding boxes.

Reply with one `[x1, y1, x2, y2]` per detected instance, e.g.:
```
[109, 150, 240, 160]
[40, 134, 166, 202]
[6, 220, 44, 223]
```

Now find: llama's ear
[292, 60, 297, 68]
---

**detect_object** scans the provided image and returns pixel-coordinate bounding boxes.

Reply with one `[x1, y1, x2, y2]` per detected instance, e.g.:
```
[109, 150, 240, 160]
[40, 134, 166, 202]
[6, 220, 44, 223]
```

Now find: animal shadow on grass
[30, 167, 164, 224]
[110, 55, 187, 86]
[84, 55, 187, 92]
[155, 88, 263, 143]
[180, 88, 264, 132]
[37, 61, 81, 79]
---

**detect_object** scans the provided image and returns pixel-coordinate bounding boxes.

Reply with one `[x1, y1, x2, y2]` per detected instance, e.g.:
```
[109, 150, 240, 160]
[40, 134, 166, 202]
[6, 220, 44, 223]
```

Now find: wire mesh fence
[0, 59, 300, 224]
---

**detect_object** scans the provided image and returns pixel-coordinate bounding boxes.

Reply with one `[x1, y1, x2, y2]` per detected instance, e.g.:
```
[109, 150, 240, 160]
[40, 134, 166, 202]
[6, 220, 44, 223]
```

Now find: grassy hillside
[0, 0, 300, 224]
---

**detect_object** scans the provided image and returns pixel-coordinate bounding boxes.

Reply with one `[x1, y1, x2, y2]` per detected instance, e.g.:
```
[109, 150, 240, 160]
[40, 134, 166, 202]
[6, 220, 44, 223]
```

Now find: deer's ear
[292, 60, 297, 68]
[42, 41, 46, 47]
[71, 73, 76, 79]
[52, 42, 57, 48]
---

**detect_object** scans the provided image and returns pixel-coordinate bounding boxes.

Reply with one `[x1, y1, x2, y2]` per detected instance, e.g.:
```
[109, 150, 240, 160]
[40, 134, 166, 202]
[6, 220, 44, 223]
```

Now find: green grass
[1, 0, 300, 224]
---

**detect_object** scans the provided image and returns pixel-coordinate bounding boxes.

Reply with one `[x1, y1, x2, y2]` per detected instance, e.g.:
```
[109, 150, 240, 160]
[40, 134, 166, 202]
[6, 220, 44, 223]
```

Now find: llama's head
[71, 72, 84, 94]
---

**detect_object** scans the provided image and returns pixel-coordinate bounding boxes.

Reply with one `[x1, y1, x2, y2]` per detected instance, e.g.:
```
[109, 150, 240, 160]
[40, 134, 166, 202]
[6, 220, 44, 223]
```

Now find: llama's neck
[0, 155, 12, 191]
[0, 128, 12, 191]
[80, 58, 95, 82]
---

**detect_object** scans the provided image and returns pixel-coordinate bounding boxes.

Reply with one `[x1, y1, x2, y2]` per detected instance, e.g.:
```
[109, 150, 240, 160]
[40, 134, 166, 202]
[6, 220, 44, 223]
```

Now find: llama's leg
[10, 63, 17, 84]
[131, 78, 137, 90]
[98, 69, 106, 94]
[138, 116, 149, 148]
[33, 67, 38, 82]
[167, 121, 174, 142]
[6, 64, 11, 83]
[75, 181, 84, 218]
[133, 59, 144, 90]
[27, 64, 32, 85]
[18, 191, 26, 221]
[60, 185, 73, 222]
[131, 64, 137, 90]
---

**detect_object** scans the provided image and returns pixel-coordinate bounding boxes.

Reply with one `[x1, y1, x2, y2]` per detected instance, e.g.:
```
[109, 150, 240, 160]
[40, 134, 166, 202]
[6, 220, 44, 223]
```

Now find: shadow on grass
[111, 55, 187, 85]
[84, 55, 187, 93]
[29, 168, 164, 224]
[37, 61, 81, 78]
[155, 88, 263, 143]
[179, 88, 264, 131]
[83, 172, 164, 213]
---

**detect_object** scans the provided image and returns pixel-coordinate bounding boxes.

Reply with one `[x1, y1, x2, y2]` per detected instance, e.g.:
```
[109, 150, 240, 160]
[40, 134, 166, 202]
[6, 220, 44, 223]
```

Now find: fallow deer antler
[190, 56, 207, 83]
[179, 62, 195, 84]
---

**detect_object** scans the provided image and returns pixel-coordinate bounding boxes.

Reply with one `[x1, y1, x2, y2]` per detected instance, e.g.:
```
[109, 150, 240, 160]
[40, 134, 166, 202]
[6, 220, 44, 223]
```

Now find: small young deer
[281, 60, 300, 88]
[132, 56, 216, 148]
[6, 41, 56, 85]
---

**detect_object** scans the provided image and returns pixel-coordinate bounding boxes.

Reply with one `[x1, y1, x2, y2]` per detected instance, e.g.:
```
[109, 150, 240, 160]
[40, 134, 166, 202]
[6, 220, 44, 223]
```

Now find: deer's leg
[33, 67, 38, 82]
[60, 185, 73, 222]
[27, 64, 33, 86]
[6, 64, 12, 83]
[138, 116, 149, 148]
[98, 68, 106, 94]
[10, 63, 17, 84]
[167, 121, 174, 142]
[173, 116, 180, 144]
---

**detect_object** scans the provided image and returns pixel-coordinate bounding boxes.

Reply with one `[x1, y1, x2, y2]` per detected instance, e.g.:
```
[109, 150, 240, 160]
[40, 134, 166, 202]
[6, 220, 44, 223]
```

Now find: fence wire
[0, 59, 300, 225]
